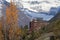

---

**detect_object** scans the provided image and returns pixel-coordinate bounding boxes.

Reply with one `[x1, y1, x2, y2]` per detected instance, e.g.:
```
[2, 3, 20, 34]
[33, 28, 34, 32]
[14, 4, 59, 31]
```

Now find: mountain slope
[45, 11, 60, 33]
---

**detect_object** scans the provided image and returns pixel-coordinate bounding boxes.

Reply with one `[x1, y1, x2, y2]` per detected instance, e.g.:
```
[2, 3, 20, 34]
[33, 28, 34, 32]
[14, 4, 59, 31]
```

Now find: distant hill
[49, 11, 60, 22]
[45, 11, 60, 33]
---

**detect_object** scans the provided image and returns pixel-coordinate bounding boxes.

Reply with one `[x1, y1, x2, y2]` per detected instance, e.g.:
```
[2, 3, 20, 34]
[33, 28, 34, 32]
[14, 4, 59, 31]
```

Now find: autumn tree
[0, 16, 4, 40]
[6, 0, 22, 40]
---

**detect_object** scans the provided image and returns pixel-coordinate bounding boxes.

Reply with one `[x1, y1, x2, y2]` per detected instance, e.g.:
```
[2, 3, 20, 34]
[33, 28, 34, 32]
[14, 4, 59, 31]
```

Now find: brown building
[30, 19, 49, 31]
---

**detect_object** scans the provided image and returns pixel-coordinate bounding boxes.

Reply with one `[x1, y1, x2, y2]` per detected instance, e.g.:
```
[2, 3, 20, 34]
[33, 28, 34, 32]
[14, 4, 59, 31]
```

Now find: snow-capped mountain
[6, 0, 60, 13]
[0, 0, 3, 17]
[23, 8, 54, 21]
[1, 0, 60, 27]
[5, 0, 60, 21]
[18, 0, 60, 13]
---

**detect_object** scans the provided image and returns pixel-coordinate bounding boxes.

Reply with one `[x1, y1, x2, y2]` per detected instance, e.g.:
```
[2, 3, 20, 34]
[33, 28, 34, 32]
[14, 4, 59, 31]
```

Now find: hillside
[34, 10, 60, 40]
[45, 12, 60, 35]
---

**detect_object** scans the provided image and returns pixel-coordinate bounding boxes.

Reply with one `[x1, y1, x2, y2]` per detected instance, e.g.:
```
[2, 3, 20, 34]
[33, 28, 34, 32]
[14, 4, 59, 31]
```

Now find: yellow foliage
[6, 1, 22, 40]
[0, 17, 4, 40]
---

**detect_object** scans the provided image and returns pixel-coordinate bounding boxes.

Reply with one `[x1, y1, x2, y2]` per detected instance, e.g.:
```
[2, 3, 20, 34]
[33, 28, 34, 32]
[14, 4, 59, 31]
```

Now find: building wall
[30, 19, 49, 31]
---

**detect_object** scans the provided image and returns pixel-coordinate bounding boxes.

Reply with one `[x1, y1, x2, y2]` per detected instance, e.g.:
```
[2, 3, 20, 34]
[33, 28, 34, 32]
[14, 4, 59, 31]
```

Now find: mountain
[6, 0, 60, 13]
[0, 0, 7, 17]
[44, 9, 60, 33]
[49, 9, 60, 22]
[3, 0, 10, 6]
[1, 0, 60, 27]
[21, 0, 60, 12]
[49, 7, 58, 15]
[23, 8, 55, 21]
[18, 9, 31, 27]
[14, 0, 60, 21]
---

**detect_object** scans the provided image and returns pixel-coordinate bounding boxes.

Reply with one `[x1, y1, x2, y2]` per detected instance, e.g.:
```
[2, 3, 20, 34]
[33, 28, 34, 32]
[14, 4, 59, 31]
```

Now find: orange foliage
[6, 3, 18, 24]
[0, 17, 4, 40]
[6, 1, 21, 40]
